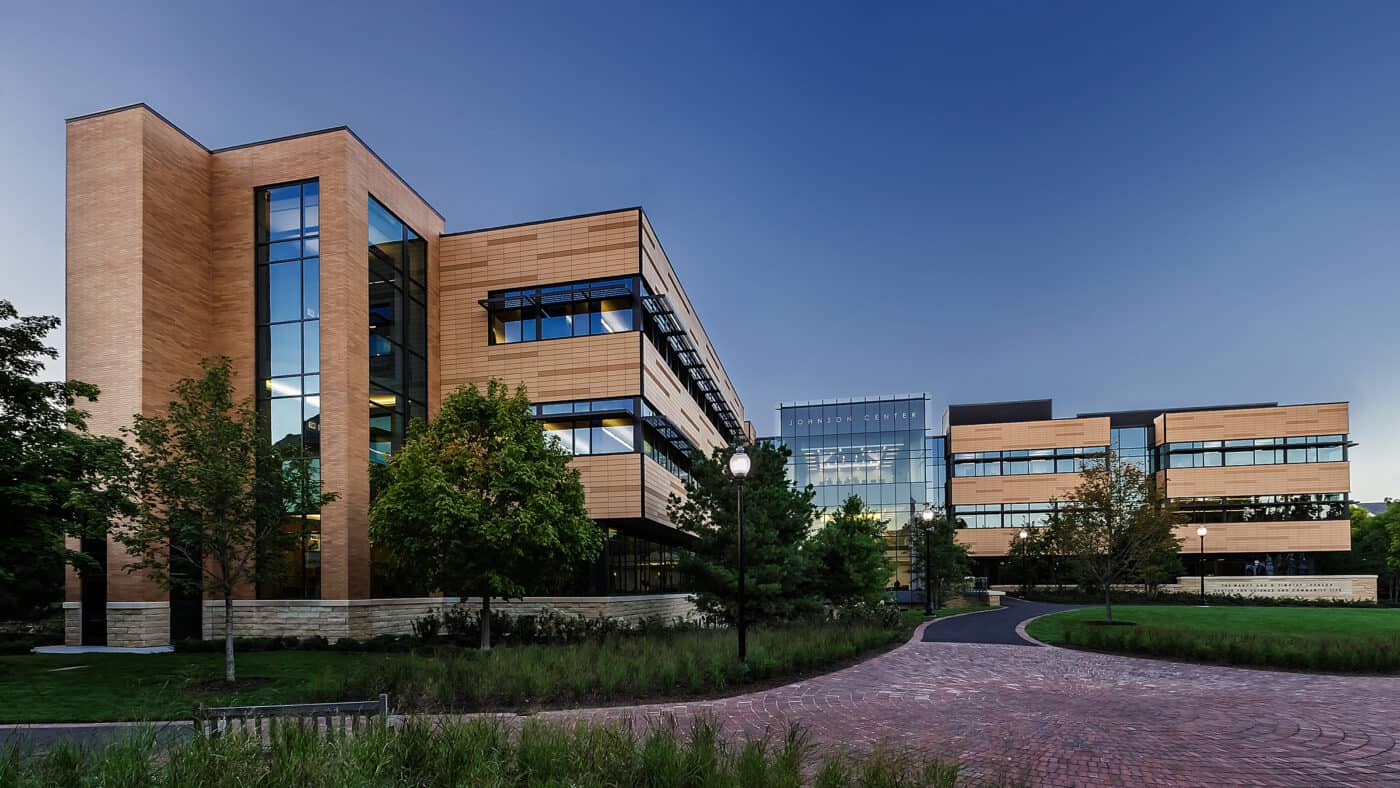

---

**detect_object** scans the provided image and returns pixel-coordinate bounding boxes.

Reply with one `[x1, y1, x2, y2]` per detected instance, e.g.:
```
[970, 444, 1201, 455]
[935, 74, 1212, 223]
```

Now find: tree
[907, 509, 971, 609]
[0, 301, 133, 620]
[806, 495, 892, 606]
[1051, 450, 1182, 623]
[673, 441, 819, 625]
[1005, 526, 1054, 595]
[118, 357, 335, 681]
[368, 380, 601, 650]
[1349, 502, 1400, 602]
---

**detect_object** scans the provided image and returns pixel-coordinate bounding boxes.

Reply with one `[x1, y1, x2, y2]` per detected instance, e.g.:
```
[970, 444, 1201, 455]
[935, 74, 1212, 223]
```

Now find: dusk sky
[1, 1, 1395, 499]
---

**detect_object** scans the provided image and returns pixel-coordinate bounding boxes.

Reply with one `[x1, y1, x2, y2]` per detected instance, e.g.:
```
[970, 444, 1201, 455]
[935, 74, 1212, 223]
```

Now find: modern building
[64, 104, 747, 647]
[773, 396, 1353, 588]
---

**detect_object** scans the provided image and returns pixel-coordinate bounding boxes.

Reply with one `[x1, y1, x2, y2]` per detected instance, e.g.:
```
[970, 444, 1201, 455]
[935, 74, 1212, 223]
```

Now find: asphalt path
[921, 596, 1087, 645]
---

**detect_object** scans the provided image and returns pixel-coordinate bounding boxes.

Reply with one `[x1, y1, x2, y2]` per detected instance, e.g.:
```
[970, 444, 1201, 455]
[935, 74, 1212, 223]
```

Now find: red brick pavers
[510, 622, 1400, 787]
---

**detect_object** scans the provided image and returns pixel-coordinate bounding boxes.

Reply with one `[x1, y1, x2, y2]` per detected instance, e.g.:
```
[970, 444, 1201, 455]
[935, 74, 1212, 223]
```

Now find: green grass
[1, 620, 916, 723]
[1027, 606, 1400, 673]
[0, 716, 965, 788]
[0, 651, 370, 723]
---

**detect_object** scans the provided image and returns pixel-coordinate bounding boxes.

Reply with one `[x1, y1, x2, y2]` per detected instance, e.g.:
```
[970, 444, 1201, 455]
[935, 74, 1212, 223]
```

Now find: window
[1163, 434, 1346, 469]
[255, 180, 322, 600]
[1174, 493, 1347, 523]
[487, 278, 635, 345]
[953, 502, 1059, 529]
[367, 197, 428, 467]
[951, 446, 1106, 477]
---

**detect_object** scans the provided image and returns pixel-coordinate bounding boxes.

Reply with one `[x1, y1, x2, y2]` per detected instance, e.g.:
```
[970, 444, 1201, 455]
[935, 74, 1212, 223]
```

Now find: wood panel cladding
[951, 473, 1085, 504]
[1161, 403, 1348, 443]
[644, 456, 689, 528]
[1175, 521, 1351, 553]
[1165, 462, 1350, 498]
[949, 417, 1110, 454]
[574, 454, 642, 520]
[638, 212, 744, 426]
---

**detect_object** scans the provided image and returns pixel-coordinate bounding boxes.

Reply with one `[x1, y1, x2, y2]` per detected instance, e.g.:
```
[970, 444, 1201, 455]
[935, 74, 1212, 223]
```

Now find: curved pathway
[527, 601, 1400, 787]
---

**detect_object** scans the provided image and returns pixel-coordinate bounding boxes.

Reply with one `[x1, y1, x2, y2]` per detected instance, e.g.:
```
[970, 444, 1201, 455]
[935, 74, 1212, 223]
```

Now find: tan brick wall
[1160, 403, 1349, 443]
[1164, 462, 1350, 498]
[950, 417, 1111, 454]
[951, 472, 1086, 505]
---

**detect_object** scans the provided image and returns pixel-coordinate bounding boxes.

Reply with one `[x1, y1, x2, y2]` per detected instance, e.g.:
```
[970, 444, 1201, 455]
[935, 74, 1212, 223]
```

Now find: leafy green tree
[1005, 525, 1053, 595]
[1051, 450, 1182, 623]
[118, 358, 335, 681]
[1350, 502, 1400, 602]
[369, 380, 601, 650]
[907, 509, 971, 609]
[806, 495, 892, 606]
[673, 441, 819, 625]
[0, 301, 134, 619]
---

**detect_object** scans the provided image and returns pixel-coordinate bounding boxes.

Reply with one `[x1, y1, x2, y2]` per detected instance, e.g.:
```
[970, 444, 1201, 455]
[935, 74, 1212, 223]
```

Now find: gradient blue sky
[1, 1, 1395, 498]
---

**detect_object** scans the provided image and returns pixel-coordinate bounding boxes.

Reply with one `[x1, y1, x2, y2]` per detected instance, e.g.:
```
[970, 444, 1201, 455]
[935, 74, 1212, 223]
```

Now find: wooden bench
[193, 694, 390, 740]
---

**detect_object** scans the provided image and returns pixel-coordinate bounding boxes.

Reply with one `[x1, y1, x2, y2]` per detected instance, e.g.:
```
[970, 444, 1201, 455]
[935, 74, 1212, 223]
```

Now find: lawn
[1, 614, 934, 723]
[1027, 606, 1400, 673]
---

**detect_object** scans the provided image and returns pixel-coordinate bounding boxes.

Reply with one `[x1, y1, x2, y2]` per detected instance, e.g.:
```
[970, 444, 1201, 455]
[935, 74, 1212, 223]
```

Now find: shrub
[0, 717, 960, 787]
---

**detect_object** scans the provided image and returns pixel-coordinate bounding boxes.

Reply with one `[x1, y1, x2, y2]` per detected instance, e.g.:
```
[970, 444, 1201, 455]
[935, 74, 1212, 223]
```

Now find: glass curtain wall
[368, 197, 428, 468]
[255, 180, 322, 599]
[777, 396, 943, 592]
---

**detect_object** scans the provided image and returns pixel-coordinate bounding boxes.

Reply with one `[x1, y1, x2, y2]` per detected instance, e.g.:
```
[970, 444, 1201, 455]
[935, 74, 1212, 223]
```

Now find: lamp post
[728, 445, 752, 664]
[921, 508, 936, 615]
[1197, 526, 1208, 606]
[1018, 529, 1030, 594]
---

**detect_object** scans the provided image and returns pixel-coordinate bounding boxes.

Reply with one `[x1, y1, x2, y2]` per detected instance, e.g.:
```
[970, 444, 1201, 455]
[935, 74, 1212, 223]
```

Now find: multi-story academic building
[774, 397, 1353, 589]
[63, 104, 747, 647]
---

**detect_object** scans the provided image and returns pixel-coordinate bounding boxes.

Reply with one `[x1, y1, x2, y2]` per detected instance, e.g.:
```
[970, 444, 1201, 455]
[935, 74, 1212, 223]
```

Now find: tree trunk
[224, 593, 236, 683]
[480, 594, 492, 651]
[1103, 584, 1113, 624]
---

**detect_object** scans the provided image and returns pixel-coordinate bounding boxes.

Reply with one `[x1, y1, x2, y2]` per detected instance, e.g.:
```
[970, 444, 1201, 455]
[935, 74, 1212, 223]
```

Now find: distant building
[771, 397, 1352, 586]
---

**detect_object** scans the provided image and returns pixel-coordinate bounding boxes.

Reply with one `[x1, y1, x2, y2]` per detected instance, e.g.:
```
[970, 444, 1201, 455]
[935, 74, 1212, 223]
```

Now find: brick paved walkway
[520, 616, 1400, 787]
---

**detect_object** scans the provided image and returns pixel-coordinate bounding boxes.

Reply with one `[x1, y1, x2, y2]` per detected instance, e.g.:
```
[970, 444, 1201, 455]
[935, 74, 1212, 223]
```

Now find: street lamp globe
[921, 508, 935, 524]
[1019, 529, 1030, 540]
[1197, 526, 1208, 537]
[728, 446, 751, 479]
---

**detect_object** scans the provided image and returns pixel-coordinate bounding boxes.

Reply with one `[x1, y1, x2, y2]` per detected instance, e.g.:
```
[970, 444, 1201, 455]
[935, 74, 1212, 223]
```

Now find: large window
[952, 446, 1106, 477]
[487, 278, 635, 345]
[368, 197, 428, 467]
[255, 180, 321, 599]
[529, 396, 696, 484]
[606, 528, 686, 593]
[953, 502, 1059, 529]
[1159, 435, 1347, 470]
[1173, 493, 1348, 523]
[539, 398, 637, 457]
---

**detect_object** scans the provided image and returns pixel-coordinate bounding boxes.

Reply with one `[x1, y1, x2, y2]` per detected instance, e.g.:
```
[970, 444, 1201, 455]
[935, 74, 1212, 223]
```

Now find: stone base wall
[191, 594, 698, 642]
[63, 606, 81, 645]
[106, 604, 170, 647]
[200, 600, 354, 641]
[67, 595, 699, 646]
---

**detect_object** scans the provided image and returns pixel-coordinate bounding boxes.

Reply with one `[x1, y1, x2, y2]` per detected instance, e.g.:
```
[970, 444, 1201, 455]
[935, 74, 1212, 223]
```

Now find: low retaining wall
[64, 594, 699, 646]
[991, 575, 1379, 602]
[1163, 575, 1377, 602]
